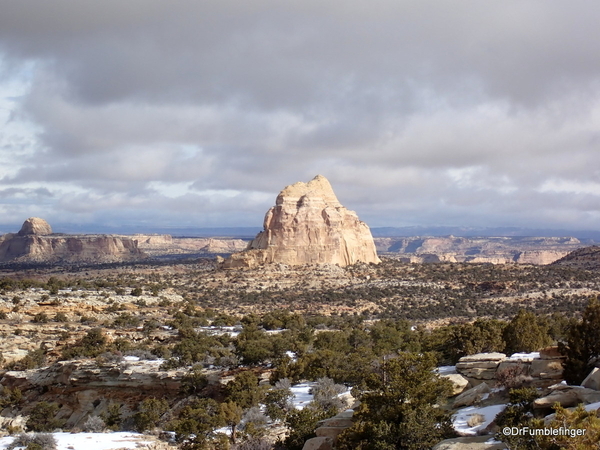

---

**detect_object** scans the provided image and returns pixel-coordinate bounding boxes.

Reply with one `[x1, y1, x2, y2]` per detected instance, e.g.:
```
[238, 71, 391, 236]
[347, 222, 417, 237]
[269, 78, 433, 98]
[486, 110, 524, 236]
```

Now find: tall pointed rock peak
[222, 175, 381, 268]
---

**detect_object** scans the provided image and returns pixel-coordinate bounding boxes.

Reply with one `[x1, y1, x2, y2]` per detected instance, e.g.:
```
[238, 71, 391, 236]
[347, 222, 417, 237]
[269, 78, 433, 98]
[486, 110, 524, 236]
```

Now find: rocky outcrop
[377, 236, 584, 265]
[1, 359, 184, 427]
[443, 373, 470, 396]
[455, 349, 565, 387]
[18, 217, 53, 236]
[222, 175, 380, 268]
[302, 410, 354, 450]
[456, 353, 506, 381]
[514, 250, 571, 265]
[0, 219, 146, 264]
[533, 384, 600, 410]
[453, 383, 491, 408]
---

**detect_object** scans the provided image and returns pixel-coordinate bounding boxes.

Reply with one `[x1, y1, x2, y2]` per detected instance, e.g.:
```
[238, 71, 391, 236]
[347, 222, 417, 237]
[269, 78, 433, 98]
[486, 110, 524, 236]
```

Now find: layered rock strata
[455, 348, 565, 388]
[1, 359, 184, 428]
[222, 175, 380, 268]
[376, 236, 584, 265]
[0, 218, 146, 263]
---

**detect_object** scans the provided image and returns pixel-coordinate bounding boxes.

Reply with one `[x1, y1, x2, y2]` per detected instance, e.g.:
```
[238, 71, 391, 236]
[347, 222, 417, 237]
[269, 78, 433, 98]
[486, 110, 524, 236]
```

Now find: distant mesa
[221, 175, 381, 268]
[375, 236, 585, 265]
[0, 218, 146, 264]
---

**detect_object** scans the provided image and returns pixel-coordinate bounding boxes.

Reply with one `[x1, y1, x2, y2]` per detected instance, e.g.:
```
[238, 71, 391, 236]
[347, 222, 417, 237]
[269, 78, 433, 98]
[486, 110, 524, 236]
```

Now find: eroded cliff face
[222, 175, 380, 268]
[376, 236, 584, 265]
[0, 218, 146, 263]
[1, 359, 183, 428]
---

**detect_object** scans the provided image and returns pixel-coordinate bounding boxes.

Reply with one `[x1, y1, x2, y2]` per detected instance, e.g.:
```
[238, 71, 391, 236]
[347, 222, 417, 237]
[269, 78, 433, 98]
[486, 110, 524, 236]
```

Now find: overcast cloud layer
[1, 1, 600, 232]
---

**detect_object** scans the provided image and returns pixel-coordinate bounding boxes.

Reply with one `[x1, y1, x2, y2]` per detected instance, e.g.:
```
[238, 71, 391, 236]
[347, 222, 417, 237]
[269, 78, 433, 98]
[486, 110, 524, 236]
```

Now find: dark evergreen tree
[337, 352, 454, 450]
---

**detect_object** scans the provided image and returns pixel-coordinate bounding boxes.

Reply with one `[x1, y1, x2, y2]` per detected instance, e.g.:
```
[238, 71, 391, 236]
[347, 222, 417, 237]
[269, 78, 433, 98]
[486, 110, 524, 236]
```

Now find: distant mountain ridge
[1, 224, 598, 240]
[371, 226, 600, 241]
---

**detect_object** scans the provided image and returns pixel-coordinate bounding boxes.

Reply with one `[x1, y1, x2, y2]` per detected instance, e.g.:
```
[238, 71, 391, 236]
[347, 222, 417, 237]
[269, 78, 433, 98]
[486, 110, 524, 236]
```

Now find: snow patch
[507, 352, 539, 361]
[0, 432, 153, 450]
[453, 404, 507, 436]
[436, 366, 457, 375]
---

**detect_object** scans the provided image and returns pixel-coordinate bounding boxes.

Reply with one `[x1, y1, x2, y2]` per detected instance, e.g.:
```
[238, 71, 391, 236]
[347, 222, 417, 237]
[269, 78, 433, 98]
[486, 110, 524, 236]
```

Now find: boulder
[534, 389, 580, 409]
[442, 373, 470, 396]
[222, 175, 380, 268]
[530, 359, 563, 379]
[582, 367, 600, 391]
[454, 382, 490, 408]
[533, 386, 600, 410]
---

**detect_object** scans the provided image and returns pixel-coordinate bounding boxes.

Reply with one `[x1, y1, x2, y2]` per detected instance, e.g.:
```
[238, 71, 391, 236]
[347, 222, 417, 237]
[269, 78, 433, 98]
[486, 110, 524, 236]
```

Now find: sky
[1, 1, 600, 233]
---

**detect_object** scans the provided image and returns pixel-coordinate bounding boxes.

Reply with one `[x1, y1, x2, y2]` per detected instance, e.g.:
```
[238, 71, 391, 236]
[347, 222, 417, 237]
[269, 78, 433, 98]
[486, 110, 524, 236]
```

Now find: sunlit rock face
[0, 218, 146, 263]
[222, 175, 381, 268]
[18, 217, 53, 236]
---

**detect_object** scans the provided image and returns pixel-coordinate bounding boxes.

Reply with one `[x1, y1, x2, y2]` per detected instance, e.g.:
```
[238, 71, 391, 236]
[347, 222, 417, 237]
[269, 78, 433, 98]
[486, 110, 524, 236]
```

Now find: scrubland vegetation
[1, 258, 600, 448]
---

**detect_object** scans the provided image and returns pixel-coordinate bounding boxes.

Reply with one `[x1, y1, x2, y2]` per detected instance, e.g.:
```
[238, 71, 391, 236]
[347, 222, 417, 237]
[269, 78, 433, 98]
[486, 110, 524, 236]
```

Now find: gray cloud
[1, 1, 600, 231]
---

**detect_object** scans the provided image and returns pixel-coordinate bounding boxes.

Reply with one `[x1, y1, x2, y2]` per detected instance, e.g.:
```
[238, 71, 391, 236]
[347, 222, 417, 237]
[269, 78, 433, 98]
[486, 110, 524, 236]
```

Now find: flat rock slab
[458, 353, 506, 362]
[442, 373, 470, 396]
[454, 382, 490, 408]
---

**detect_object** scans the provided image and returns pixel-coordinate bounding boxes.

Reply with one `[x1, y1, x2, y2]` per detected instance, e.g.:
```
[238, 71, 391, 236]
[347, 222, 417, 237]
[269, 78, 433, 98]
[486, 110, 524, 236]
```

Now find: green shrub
[53, 312, 68, 322]
[133, 398, 169, 432]
[503, 310, 552, 356]
[60, 328, 107, 360]
[101, 403, 123, 430]
[32, 313, 49, 324]
[26, 402, 65, 432]
[337, 352, 455, 450]
[562, 297, 600, 384]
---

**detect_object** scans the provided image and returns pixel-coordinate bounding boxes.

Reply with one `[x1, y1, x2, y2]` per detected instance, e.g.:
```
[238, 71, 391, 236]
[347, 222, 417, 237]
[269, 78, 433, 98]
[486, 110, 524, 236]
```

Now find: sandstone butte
[0, 217, 145, 263]
[222, 175, 381, 268]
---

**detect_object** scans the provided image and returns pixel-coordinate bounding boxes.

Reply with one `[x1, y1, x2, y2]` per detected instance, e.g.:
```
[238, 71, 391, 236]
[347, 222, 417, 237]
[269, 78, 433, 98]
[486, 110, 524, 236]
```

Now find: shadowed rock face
[222, 175, 380, 268]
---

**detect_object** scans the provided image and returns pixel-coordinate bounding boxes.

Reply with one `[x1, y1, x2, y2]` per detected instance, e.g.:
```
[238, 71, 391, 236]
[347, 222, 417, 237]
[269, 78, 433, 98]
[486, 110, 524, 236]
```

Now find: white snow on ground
[290, 383, 315, 410]
[453, 404, 507, 436]
[507, 352, 540, 361]
[436, 366, 457, 375]
[289, 381, 350, 410]
[584, 401, 600, 412]
[0, 432, 153, 450]
[198, 326, 241, 337]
